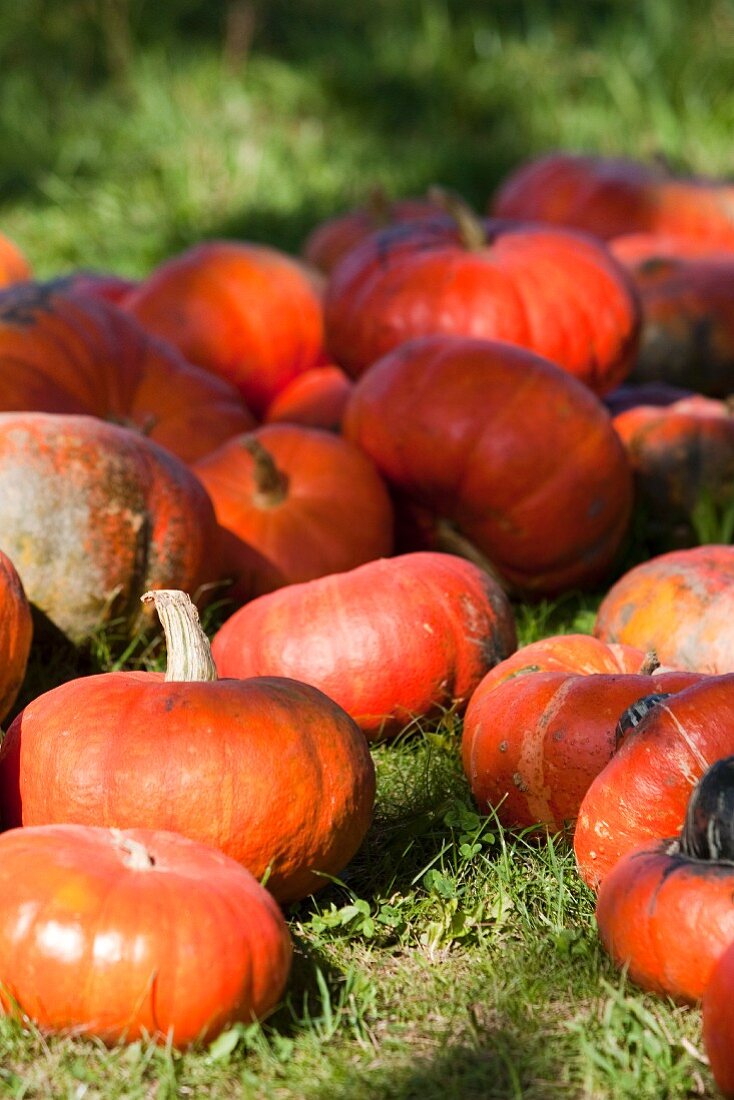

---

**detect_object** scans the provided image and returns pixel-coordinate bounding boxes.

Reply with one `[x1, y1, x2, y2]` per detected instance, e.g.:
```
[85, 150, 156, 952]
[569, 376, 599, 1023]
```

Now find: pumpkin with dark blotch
[212, 551, 517, 740]
[0, 591, 375, 904]
[594, 545, 734, 674]
[0, 551, 32, 722]
[491, 153, 734, 246]
[124, 240, 325, 417]
[343, 335, 633, 595]
[574, 674, 734, 890]
[462, 661, 701, 833]
[194, 424, 394, 601]
[610, 234, 734, 396]
[596, 756, 734, 1003]
[325, 206, 640, 395]
[0, 413, 221, 644]
[0, 823, 292, 1047]
[0, 280, 255, 463]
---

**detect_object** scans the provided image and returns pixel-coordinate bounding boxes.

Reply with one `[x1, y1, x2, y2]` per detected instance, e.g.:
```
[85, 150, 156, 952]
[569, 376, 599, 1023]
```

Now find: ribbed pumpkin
[0, 591, 375, 904]
[491, 152, 734, 246]
[0, 280, 255, 463]
[574, 674, 734, 890]
[325, 204, 640, 395]
[212, 551, 517, 740]
[0, 824, 292, 1047]
[596, 756, 734, 1004]
[194, 424, 393, 601]
[0, 413, 221, 644]
[594, 545, 734, 674]
[124, 240, 325, 417]
[343, 335, 633, 595]
[0, 551, 32, 722]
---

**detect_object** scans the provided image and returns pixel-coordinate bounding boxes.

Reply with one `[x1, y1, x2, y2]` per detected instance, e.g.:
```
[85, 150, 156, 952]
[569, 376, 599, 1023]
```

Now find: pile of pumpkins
[2, 150, 734, 1093]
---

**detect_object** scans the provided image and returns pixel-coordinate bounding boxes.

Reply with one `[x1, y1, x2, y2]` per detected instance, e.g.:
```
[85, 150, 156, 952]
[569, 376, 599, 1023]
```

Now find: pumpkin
[0, 413, 221, 644]
[703, 937, 734, 1097]
[211, 551, 517, 740]
[0, 280, 255, 463]
[0, 232, 30, 288]
[610, 234, 734, 396]
[124, 240, 325, 417]
[491, 152, 734, 245]
[466, 633, 656, 691]
[594, 545, 734, 674]
[462, 655, 700, 833]
[263, 365, 353, 432]
[612, 394, 734, 549]
[0, 550, 32, 722]
[194, 424, 393, 601]
[48, 270, 138, 305]
[0, 590, 375, 904]
[325, 200, 640, 395]
[574, 674, 734, 890]
[596, 756, 734, 1004]
[343, 335, 633, 595]
[0, 824, 292, 1047]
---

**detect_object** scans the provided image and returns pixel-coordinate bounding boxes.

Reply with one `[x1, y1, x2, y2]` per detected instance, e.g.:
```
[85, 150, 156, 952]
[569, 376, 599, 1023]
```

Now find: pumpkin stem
[433, 518, 510, 592]
[679, 755, 734, 863]
[111, 829, 156, 870]
[241, 435, 289, 507]
[141, 589, 218, 683]
[639, 650, 661, 675]
[427, 186, 487, 251]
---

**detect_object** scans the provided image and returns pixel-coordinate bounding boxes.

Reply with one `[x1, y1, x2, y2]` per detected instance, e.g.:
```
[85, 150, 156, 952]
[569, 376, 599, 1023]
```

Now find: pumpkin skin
[0, 592, 375, 904]
[612, 395, 734, 549]
[462, 666, 701, 832]
[264, 365, 353, 432]
[0, 413, 221, 644]
[0, 232, 30, 287]
[594, 545, 734, 674]
[0, 551, 32, 722]
[468, 633, 653, 692]
[49, 269, 138, 305]
[0, 824, 292, 1047]
[0, 280, 255, 463]
[574, 674, 734, 890]
[211, 551, 517, 740]
[124, 240, 325, 417]
[491, 152, 734, 245]
[325, 214, 640, 394]
[194, 424, 394, 601]
[610, 234, 734, 395]
[343, 335, 633, 595]
[703, 939, 734, 1097]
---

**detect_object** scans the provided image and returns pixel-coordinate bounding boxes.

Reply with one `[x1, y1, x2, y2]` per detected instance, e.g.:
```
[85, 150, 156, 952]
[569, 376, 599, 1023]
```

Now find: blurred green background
[2, 0, 733, 275]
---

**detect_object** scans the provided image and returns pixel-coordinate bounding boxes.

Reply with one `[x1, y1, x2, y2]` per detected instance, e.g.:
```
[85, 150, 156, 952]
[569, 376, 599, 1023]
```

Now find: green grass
[0, 2, 730, 1095]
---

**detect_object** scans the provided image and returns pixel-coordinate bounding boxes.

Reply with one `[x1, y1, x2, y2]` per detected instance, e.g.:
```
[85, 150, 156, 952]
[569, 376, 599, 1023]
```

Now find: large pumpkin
[0, 280, 254, 464]
[594, 545, 734, 674]
[325, 206, 640, 395]
[0, 591, 375, 904]
[343, 335, 633, 595]
[0, 824, 292, 1047]
[0, 551, 32, 722]
[124, 240, 325, 417]
[0, 413, 221, 644]
[211, 551, 517, 740]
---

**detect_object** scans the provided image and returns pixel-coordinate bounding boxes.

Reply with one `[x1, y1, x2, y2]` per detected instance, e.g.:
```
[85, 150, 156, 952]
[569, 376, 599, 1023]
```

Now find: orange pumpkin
[263, 365, 353, 432]
[0, 232, 30, 287]
[0, 550, 32, 722]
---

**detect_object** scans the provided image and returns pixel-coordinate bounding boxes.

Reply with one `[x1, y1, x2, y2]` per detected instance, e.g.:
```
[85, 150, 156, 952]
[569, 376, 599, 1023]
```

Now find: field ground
[0, 2, 730, 1096]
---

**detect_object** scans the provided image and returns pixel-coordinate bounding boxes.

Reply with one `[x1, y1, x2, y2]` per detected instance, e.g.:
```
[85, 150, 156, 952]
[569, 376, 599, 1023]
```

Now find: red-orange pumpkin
[594, 545, 734, 674]
[0, 280, 255, 463]
[343, 335, 633, 595]
[596, 756, 734, 1004]
[703, 938, 734, 1097]
[124, 240, 325, 417]
[194, 424, 393, 601]
[212, 551, 517, 740]
[574, 674, 734, 890]
[0, 233, 30, 288]
[0, 551, 32, 722]
[0, 824, 292, 1047]
[263, 365, 353, 432]
[0, 591, 375, 904]
[325, 204, 640, 394]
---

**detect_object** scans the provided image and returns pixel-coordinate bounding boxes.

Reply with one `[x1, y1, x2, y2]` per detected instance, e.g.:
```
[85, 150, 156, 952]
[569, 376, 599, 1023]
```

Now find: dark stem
[242, 435, 289, 507]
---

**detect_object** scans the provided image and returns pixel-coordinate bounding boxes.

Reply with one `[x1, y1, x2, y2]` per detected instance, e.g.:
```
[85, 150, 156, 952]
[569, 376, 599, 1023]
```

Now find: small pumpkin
[596, 756, 734, 1003]
[0, 232, 30, 288]
[211, 551, 517, 740]
[263, 365, 353, 432]
[0, 824, 292, 1047]
[0, 590, 375, 904]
